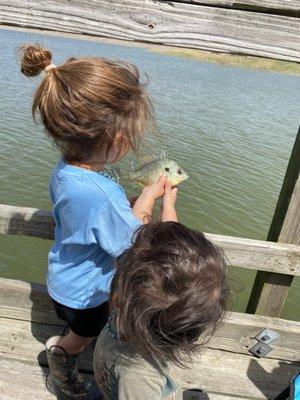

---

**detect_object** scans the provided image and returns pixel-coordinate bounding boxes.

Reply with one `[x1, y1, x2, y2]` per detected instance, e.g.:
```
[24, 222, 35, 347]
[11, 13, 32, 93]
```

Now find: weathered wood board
[279, 175, 300, 246]
[247, 126, 300, 317]
[0, 0, 299, 61]
[1, 278, 299, 362]
[0, 358, 247, 400]
[0, 358, 56, 400]
[1, 204, 300, 275]
[0, 204, 54, 240]
[0, 317, 298, 399]
[172, 0, 300, 16]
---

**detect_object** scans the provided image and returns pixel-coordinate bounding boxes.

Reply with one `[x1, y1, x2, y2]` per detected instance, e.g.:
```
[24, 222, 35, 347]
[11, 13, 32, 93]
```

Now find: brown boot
[46, 336, 100, 399]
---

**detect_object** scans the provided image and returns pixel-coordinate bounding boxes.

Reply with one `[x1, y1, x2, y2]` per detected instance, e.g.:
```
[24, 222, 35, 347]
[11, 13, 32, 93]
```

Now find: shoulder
[115, 350, 163, 378]
[52, 161, 126, 206]
[87, 174, 126, 204]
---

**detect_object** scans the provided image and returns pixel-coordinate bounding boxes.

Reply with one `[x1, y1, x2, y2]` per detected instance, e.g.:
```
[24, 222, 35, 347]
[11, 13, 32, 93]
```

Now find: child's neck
[69, 160, 105, 172]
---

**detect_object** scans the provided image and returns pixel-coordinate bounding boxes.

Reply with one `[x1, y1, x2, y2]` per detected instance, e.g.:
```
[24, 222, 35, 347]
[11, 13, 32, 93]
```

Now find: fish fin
[136, 153, 155, 165]
[110, 167, 132, 182]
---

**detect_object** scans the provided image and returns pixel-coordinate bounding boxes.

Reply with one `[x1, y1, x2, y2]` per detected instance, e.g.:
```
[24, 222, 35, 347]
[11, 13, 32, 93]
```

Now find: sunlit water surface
[0, 29, 299, 319]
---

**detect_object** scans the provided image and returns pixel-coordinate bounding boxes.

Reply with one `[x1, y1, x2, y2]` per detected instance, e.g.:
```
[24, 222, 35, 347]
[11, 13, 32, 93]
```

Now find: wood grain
[172, 0, 300, 16]
[0, 358, 249, 400]
[0, 204, 54, 240]
[0, 358, 57, 400]
[1, 277, 299, 362]
[247, 126, 300, 316]
[0, 317, 298, 399]
[0, 0, 299, 61]
[1, 203, 300, 275]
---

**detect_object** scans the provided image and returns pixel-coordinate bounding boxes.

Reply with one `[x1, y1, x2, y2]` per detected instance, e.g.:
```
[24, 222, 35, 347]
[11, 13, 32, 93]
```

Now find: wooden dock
[0, 204, 299, 400]
[0, 1, 300, 398]
[0, 276, 299, 399]
[0, 0, 299, 62]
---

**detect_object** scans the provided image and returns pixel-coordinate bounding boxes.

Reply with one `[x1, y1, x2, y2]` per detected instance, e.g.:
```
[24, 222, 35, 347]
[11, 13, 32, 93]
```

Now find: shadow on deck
[0, 277, 299, 399]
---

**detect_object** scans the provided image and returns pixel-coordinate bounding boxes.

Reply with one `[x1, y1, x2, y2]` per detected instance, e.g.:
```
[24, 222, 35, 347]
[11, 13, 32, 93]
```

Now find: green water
[0, 29, 299, 320]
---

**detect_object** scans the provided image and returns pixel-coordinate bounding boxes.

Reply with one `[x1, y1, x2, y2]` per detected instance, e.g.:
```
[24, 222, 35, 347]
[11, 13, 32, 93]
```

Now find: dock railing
[1, 126, 299, 319]
[0, 0, 299, 62]
[0, 204, 300, 280]
[0, 4, 299, 397]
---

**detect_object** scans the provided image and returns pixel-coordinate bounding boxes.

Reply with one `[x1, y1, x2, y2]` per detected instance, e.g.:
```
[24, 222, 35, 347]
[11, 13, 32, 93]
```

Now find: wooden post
[246, 126, 300, 316]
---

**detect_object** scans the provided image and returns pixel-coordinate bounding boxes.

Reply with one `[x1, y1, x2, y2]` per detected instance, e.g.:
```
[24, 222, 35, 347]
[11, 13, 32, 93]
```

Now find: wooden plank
[172, 0, 300, 17]
[0, 204, 54, 240]
[1, 278, 299, 362]
[206, 233, 300, 276]
[247, 127, 300, 316]
[267, 126, 300, 247]
[179, 351, 299, 399]
[210, 312, 300, 362]
[0, 0, 299, 61]
[1, 205, 300, 276]
[0, 317, 298, 399]
[0, 358, 245, 400]
[279, 175, 300, 245]
[0, 278, 61, 325]
[0, 358, 57, 400]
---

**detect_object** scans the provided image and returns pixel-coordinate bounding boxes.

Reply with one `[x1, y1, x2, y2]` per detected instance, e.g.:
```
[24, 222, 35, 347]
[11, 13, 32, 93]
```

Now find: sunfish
[120, 158, 189, 186]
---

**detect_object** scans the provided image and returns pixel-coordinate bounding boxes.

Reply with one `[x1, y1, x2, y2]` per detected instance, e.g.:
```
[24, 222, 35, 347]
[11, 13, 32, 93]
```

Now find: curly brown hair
[111, 222, 229, 365]
[20, 44, 154, 162]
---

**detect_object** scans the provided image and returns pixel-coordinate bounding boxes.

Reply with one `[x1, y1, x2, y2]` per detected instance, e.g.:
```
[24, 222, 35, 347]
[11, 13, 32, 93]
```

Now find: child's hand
[161, 180, 178, 222]
[132, 176, 167, 224]
[163, 180, 178, 208]
[141, 175, 167, 201]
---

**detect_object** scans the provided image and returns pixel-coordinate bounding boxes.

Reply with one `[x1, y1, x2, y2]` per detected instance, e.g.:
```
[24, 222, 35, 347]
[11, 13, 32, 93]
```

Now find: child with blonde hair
[20, 44, 170, 399]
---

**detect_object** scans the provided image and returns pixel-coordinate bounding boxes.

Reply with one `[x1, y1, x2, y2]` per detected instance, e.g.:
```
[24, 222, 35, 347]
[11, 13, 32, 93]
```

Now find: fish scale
[114, 158, 189, 187]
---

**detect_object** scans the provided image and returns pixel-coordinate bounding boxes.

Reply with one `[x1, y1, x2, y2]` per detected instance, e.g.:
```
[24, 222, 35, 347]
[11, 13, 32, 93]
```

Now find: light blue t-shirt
[47, 159, 141, 309]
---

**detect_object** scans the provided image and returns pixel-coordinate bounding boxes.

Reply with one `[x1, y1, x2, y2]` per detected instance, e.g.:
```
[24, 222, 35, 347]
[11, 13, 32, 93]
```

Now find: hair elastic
[45, 63, 56, 72]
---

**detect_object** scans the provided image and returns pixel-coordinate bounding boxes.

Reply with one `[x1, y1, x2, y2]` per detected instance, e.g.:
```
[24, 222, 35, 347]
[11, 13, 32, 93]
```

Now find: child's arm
[161, 180, 178, 222]
[90, 175, 165, 257]
[133, 175, 166, 223]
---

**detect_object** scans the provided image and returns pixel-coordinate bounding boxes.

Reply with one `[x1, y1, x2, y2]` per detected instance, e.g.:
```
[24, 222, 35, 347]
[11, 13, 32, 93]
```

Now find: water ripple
[0, 28, 299, 319]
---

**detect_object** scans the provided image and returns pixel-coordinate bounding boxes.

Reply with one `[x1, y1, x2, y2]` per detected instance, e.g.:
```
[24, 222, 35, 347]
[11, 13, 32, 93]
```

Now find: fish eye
[177, 170, 182, 175]
[165, 167, 170, 172]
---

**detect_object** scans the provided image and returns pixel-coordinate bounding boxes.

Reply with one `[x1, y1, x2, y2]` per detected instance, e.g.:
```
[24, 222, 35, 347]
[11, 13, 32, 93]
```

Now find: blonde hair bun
[20, 44, 53, 77]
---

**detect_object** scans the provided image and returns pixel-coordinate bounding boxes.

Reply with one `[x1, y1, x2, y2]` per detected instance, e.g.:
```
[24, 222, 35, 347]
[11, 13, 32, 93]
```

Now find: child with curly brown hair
[93, 203, 229, 399]
[20, 44, 170, 399]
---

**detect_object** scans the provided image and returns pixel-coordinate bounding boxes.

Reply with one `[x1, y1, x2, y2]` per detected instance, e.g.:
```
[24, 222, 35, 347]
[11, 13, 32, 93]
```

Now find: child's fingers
[170, 187, 178, 200]
[157, 175, 167, 188]
[164, 179, 172, 193]
[156, 175, 167, 189]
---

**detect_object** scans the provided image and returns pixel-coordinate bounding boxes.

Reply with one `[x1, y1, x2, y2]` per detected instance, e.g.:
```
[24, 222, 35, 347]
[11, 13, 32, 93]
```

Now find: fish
[117, 158, 189, 186]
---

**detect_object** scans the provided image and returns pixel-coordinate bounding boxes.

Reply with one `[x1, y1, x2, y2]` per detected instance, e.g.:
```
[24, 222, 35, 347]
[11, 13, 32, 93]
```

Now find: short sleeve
[90, 190, 141, 257]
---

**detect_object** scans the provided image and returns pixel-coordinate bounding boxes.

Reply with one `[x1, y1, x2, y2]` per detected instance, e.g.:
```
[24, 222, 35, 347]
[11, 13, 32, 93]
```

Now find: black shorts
[52, 299, 109, 338]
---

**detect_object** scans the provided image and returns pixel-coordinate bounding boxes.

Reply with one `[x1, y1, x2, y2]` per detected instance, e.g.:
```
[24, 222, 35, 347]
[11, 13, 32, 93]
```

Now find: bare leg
[57, 330, 92, 354]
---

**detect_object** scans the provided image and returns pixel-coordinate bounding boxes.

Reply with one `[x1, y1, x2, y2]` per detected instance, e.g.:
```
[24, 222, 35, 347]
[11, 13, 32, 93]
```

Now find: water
[0, 28, 299, 320]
